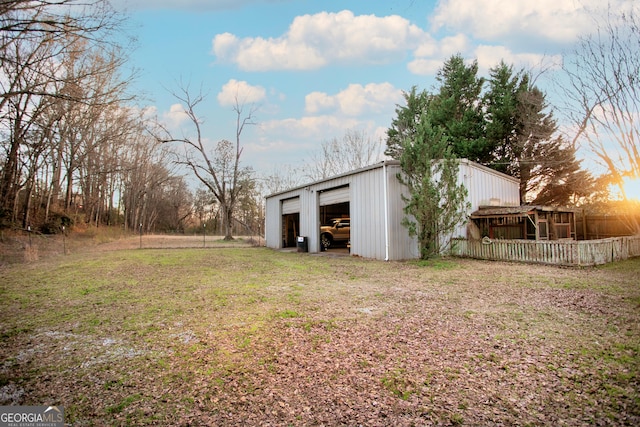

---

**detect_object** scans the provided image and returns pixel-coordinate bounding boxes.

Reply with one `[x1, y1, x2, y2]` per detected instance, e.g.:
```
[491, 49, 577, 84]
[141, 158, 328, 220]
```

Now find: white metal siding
[349, 163, 418, 260]
[265, 194, 282, 248]
[460, 160, 520, 211]
[385, 164, 420, 260]
[455, 160, 520, 239]
[350, 168, 385, 259]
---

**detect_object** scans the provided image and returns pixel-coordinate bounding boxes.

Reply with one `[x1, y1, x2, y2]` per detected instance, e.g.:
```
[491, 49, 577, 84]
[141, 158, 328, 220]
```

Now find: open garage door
[319, 186, 350, 251]
[319, 186, 349, 205]
[282, 197, 300, 214]
[281, 197, 300, 248]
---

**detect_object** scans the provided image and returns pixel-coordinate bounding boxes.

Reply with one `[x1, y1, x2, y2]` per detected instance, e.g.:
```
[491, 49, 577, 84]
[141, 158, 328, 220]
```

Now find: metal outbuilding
[264, 159, 520, 260]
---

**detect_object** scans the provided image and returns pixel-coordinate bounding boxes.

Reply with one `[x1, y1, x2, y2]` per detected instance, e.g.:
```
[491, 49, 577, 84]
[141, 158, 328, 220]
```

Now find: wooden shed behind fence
[469, 205, 577, 241]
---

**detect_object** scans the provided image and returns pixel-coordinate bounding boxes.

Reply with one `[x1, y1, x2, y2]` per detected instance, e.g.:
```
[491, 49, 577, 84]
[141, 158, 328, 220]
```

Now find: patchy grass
[0, 242, 639, 426]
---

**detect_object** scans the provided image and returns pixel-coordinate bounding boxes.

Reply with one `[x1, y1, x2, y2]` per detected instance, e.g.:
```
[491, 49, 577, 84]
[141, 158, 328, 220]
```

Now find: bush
[40, 212, 73, 235]
[0, 208, 13, 229]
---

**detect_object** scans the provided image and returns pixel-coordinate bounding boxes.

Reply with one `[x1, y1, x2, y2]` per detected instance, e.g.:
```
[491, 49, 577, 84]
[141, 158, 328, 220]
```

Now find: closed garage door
[319, 186, 349, 206]
[282, 197, 300, 214]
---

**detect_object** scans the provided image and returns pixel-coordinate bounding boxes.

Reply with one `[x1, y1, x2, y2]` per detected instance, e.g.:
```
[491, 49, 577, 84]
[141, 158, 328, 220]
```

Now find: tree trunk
[0, 132, 20, 215]
[222, 204, 234, 240]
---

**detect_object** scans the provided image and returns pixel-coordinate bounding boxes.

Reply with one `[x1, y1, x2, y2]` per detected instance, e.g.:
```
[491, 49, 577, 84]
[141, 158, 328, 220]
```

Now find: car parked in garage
[320, 218, 350, 250]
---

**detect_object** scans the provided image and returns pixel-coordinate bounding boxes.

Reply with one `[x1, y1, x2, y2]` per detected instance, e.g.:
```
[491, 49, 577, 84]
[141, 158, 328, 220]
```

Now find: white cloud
[212, 33, 240, 61]
[245, 138, 301, 155]
[407, 58, 444, 75]
[212, 10, 426, 71]
[413, 37, 438, 58]
[217, 79, 266, 106]
[251, 115, 388, 169]
[233, 36, 326, 71]
[474, 45, 562, 73]
[305, 92, 336, 114]
[408, 34, 471, 75]
[305, 83, 403, 117]
[430, 0, 620, 47]
[261, 115, 361, 140]
[439, 34, 471, 57]
[162, 103, 190, 128]
[141, 105, 158, 120]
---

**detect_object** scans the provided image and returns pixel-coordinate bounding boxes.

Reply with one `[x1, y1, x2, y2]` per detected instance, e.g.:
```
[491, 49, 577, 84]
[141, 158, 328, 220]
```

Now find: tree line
[1, 1, 637, 246]
[0, 0, 264, 236]
[1, 0, 157, 232]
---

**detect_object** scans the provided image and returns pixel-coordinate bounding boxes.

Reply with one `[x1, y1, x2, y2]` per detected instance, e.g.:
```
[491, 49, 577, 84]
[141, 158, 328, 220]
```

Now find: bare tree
[260, 165, 305, 195]
[561, 4, 640, 232]
[0, 26, 58, 224]
[159, 86, 256, 240]
[193, 186, 217, 228]
[144, 175, 192, 233]
[120, 133, 174, 232]
[0, 0, 128, 112]
[0, 0, 134, 229]
[306, 129, 385, 181]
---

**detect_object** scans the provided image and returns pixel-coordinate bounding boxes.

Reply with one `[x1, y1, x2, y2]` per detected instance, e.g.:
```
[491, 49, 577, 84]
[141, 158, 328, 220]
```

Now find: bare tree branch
[157, 85, 257, 240]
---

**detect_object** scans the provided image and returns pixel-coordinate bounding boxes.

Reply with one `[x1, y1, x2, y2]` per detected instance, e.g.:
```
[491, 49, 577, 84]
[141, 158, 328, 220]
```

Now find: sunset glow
[622, 177, 640, 201]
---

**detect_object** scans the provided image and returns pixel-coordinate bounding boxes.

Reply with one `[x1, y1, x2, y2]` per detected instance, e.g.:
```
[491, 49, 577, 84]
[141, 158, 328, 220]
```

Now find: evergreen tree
[385, 86, 432, 159]
[528, 140, 594, 206]
[511, 86, 556, 202]
[484, 61, 528, 174]
[386, 55, 488, 163]
[429, 54, 488, 162]
[397, 115, 469, 259]
[388, 55, 594, 212]
[485, 63, 594, 204]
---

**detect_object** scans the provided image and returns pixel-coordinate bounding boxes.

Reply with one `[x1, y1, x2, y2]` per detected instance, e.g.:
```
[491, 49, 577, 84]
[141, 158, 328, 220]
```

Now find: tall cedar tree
[388, 55, 593, 209]
[529, 140, 594, 205]
[484, 62, 528, 175]
[385, 86, 431, 159]
[429, 54, 489, 163]
[485, 62, 593, 203]
[386, 55, 489, 163]
[396, 116, 469, 259]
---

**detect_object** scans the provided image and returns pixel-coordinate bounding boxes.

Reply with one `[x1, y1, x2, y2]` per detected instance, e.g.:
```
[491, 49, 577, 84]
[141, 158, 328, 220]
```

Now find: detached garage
[265, 160, 520, 261]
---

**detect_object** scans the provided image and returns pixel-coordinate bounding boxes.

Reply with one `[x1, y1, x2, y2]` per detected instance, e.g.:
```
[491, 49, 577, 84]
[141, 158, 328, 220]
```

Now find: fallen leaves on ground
[1, 240, 638, 426]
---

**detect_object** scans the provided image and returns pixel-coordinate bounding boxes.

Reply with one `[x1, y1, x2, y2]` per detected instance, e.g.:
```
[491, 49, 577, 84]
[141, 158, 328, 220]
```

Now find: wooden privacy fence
[451, 236, 640, 266]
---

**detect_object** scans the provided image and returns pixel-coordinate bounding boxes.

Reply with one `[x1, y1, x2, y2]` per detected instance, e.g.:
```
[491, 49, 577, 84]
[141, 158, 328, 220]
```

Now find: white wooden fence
[451, 236, 640, 266]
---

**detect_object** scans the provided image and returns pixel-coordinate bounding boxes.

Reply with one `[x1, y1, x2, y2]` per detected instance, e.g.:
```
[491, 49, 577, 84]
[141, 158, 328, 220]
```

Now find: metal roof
[265, 159, 519, 199]
[470, 205, 576, 218]
[265, 160, 400, 199]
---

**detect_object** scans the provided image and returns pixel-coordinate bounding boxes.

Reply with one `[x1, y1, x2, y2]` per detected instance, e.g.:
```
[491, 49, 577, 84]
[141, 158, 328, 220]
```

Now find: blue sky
[111, 0, 631, 183]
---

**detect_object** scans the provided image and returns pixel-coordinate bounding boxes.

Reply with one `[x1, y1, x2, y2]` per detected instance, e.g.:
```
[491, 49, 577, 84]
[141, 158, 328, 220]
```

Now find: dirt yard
[0, 232, 638, 425]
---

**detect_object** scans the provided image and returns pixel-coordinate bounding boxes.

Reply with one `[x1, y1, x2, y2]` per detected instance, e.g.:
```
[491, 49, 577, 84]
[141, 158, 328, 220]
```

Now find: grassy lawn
[1, 245, 639, 425]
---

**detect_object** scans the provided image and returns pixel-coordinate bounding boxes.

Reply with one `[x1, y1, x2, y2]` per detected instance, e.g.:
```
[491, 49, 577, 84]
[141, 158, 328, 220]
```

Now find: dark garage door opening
[319, 185, 350, 251]
[282, 213, 300, 248]
[320, 201, 349, 225]
[281, 196, 300, 248]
